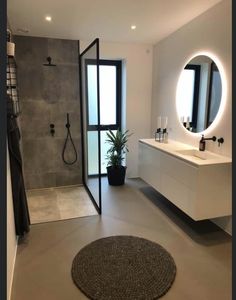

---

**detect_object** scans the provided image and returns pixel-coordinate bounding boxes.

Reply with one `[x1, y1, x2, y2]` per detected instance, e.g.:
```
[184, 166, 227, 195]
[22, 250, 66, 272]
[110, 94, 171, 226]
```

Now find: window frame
[85, 59, 122, 131]
[206, 61, 221, 128]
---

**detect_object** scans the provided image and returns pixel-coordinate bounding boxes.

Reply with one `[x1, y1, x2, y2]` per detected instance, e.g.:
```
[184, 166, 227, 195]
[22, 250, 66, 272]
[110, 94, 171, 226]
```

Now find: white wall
[7, 148, 17, 300]
[151, 0, 232, 234]
[80, 41, 153, 178]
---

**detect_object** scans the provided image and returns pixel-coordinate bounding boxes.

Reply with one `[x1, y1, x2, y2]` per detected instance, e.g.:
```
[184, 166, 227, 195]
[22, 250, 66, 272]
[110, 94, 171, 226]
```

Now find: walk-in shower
[14, 36, 99, 224]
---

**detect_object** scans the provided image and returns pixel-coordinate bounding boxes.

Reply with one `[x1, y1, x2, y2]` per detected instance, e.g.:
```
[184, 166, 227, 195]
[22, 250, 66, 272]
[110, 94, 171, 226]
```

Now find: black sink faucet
[199, 135, 216, 151]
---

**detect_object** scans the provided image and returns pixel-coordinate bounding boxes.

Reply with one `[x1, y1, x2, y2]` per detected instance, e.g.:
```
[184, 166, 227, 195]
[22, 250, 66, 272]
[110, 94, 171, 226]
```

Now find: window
[177, 64, 200, 131]
[86, 60, 122, 174]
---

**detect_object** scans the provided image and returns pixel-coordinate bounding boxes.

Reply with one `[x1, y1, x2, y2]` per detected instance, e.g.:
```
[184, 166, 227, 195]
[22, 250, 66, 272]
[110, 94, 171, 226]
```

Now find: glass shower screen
[79, 39, 102, 213]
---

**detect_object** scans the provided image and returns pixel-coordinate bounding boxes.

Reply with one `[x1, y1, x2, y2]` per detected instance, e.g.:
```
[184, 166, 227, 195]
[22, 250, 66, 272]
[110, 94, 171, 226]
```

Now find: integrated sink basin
[138, 138, 232, 166]
[175, 149, 217, 160]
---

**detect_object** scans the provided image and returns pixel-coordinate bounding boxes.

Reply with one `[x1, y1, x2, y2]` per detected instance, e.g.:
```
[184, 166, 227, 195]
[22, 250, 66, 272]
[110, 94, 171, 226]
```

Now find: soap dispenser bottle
[199, 135, 205, 151]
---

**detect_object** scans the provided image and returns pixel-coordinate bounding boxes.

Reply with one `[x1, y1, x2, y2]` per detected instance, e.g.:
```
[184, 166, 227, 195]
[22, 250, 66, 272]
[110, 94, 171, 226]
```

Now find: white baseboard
[8, 236, 18, 300]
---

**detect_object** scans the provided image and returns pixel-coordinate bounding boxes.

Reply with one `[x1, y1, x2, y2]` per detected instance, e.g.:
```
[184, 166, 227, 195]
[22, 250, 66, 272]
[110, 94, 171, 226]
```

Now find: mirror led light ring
[176, 51, 227, 136]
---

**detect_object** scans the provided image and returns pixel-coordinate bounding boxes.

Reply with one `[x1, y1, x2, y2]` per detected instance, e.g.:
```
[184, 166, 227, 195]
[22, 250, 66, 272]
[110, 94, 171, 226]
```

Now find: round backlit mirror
[176, 55, 222, 133]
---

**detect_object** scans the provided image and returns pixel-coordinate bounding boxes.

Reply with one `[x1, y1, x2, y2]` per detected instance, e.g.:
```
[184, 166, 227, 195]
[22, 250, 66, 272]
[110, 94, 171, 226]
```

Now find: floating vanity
[138, 139, 232, 220]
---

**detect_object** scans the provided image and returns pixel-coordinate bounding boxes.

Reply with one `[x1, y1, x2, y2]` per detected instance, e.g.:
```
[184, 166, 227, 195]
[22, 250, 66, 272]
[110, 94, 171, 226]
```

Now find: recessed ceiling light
[131, 25, 136, 30]
[45, 16, 52, 22]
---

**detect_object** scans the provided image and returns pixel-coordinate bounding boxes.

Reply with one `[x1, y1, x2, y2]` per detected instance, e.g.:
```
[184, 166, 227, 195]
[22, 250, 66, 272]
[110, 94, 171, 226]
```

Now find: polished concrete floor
[11, 178, 232, 300]
[27, 185, 98, 224]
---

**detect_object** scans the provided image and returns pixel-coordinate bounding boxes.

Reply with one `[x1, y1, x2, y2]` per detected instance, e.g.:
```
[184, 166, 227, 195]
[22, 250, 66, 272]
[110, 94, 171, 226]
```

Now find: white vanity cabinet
[138, 139, 232, 220]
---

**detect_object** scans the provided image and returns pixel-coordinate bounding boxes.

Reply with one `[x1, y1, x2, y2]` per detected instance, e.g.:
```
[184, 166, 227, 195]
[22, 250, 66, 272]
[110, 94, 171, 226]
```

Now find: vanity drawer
[160, 173, 196, 218]
[160, 152, 198, 190]
[139, 142, 161, 191]
[138, 140, 231, 220]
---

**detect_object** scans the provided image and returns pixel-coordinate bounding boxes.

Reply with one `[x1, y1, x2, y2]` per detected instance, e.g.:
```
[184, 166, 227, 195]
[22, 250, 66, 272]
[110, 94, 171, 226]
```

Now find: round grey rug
[71, 236, 176, 299]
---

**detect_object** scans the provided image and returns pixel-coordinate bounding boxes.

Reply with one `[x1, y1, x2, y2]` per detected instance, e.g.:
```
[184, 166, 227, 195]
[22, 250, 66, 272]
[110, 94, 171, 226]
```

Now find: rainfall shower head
[43, 56, 56, 66]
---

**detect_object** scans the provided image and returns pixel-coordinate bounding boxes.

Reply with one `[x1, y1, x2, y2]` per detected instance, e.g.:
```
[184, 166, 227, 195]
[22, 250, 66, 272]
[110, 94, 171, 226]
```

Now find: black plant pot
[107, 166, 126, 186]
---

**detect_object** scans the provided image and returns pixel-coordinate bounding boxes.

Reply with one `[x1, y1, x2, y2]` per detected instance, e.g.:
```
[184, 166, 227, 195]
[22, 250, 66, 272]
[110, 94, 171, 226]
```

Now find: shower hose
[62, 113, 78, 165]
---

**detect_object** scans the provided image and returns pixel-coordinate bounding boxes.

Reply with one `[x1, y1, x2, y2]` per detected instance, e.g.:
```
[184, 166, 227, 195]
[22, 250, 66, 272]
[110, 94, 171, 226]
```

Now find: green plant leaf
[105, 129, 133, 167]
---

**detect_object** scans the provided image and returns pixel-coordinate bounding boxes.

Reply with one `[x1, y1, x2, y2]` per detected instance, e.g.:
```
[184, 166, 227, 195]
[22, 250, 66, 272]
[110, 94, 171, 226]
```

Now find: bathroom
[6, 0, 232, 299]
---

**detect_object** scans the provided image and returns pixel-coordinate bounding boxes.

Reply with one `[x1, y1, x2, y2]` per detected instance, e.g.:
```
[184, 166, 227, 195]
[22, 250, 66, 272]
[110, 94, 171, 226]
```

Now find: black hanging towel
[7, 113, 30, 236]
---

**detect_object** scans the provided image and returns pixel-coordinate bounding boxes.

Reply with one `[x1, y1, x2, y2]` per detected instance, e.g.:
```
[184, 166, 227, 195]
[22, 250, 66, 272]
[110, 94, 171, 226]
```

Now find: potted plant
[106, 129, 132, 186]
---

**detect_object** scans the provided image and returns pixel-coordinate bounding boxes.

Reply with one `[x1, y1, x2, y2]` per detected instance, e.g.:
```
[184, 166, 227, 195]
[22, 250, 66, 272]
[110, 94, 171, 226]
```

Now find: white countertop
[139, 138, 232, 166]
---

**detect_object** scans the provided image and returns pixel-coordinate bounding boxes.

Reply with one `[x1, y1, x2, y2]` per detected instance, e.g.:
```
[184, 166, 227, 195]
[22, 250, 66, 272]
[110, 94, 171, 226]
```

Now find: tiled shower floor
[27, 185, 98, 224]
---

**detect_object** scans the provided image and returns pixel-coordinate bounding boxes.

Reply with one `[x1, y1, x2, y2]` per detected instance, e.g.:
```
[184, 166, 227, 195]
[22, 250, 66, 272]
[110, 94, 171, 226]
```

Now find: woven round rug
[71, 235, 176, 299]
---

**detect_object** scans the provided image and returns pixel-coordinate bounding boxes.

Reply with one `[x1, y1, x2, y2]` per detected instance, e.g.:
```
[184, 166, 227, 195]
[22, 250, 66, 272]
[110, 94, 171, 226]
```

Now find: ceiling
[8, 0, 222, 44]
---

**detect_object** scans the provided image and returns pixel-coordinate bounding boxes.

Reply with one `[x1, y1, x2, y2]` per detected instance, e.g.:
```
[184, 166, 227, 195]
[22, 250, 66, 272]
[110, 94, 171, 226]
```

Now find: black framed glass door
[79, 39, 102, 213]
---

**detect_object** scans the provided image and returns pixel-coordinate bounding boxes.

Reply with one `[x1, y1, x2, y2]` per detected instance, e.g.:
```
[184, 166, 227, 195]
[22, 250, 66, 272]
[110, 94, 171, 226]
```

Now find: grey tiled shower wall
[15, 36, 82, 189]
